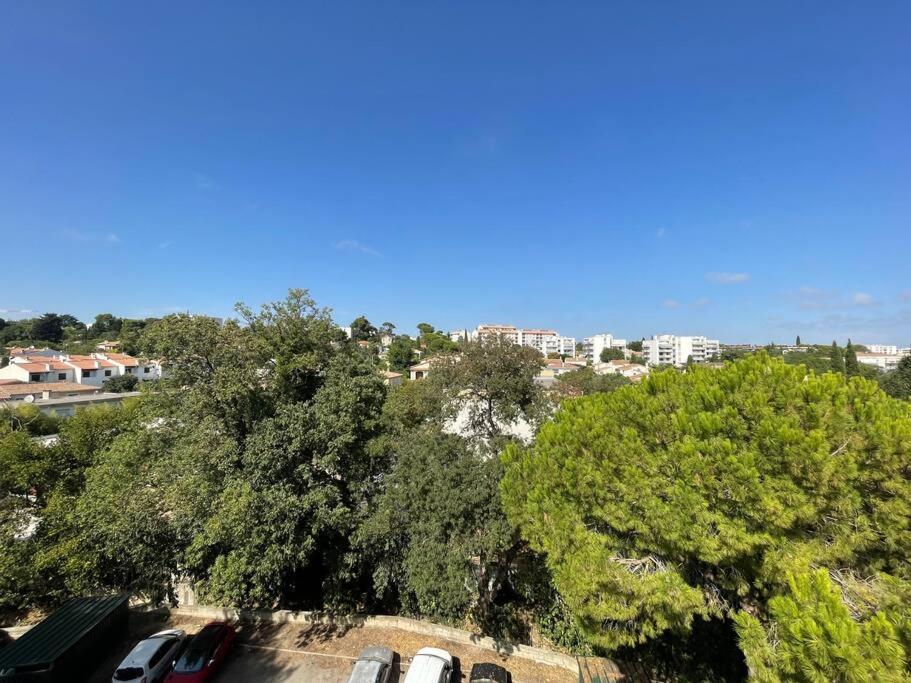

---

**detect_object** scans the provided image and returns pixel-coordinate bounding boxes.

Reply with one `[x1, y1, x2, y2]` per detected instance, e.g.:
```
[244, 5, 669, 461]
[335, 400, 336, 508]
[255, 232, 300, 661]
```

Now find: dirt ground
[244, 620, 579, 683]
[85, 611, 579, 683]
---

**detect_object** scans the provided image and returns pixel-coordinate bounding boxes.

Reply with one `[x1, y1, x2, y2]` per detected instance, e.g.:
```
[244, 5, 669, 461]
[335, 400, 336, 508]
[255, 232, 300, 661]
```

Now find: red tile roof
[0, 382, 99, 399]
[65, 355, 117, 369]
[103, 353, 139, 367]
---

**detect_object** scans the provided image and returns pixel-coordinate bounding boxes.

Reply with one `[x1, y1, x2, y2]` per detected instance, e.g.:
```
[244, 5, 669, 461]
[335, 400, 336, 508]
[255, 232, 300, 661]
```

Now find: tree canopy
[599, 347, 624, 362]
[502, 353, 911, 678]
[881, 355, 911, 400]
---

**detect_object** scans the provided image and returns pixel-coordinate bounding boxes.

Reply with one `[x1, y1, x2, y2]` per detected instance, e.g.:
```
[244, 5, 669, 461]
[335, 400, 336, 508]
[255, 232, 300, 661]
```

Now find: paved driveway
[219, 645, 353, 682]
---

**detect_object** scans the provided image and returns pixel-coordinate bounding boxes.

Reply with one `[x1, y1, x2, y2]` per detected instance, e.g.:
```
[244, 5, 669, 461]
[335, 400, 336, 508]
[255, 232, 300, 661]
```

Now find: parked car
[403, 647, 453, 683]
[113, 629, 187, 683]
[346, 645, 395, 683]
[163, 622, 236, 683]
[469, 662, 509, 683]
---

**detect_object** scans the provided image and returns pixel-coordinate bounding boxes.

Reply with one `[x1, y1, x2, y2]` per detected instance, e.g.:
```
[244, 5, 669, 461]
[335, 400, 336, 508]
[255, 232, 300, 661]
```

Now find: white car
[112, 629, 186, 683]
[403, 647, 453, 683]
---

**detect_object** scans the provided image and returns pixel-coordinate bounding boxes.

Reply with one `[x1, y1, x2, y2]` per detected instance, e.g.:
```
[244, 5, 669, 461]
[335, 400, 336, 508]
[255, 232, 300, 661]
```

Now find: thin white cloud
[60, 229, 122, 246]
[334, 239, 383, 258]
[789, 286, 840, 311]
[656, 228, 667, 239]
[193, 172, 218, 190]
[852, 292, 876, 307]
[662, 299, 681, 309]
[693, 297, 712, 309]
[898, 290, 911, 302]
[158, 241, 173, 249]
[0, 308, 34, 314]
[705, 272, 750, 284]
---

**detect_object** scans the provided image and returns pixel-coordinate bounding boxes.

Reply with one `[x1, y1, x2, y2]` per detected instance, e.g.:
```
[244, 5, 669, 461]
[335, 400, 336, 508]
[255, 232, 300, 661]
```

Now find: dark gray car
[469, 662, 509, 683]
[346, 646, 395, 683]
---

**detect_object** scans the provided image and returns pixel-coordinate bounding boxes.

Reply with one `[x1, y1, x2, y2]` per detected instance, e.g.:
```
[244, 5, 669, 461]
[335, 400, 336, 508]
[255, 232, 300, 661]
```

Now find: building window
[30, 373, 41, 382]
[125, 368, 132, 374]
[58, 373, 66, 381]
[104, 370, 112, 377]
[144, 367, 151, 374]
[84, 370, 94, 377]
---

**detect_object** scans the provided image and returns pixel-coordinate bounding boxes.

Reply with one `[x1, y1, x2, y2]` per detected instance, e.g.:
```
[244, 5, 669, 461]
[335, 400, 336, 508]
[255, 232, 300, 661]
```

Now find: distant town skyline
[2, 3, 909, 344]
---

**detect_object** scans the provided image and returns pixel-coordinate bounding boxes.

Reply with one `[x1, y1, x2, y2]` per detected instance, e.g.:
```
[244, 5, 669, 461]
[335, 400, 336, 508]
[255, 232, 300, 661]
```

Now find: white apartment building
[864, 344, 900, 355]
[582, 333, 627, 363]
[543, 336, 577, 356]
[472, 324, 575, 356]
[474, 324, 522, 344]
[856, 352, 905, 372]
[640, 334, 720, 367]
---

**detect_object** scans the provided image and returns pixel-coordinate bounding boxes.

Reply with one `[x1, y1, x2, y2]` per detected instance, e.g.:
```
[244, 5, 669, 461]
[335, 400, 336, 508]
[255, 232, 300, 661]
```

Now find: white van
[402, 647, 453, 683]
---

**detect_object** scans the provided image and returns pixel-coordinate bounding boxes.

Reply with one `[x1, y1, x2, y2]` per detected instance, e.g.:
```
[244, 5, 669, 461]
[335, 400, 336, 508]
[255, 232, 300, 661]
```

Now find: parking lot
[86, 610, 579, 683]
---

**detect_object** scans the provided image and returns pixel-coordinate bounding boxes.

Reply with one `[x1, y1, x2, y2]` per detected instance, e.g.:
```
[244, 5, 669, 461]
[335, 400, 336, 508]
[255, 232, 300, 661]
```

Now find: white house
[0, 352, 163, 385]
[102, 353, 164, 380]
[408, 359, 433, 380]
[582, 334, 627, 363]
[640, 335, 720, 367]
[0, 358, 76, 384]
[61, 355, 120, 386]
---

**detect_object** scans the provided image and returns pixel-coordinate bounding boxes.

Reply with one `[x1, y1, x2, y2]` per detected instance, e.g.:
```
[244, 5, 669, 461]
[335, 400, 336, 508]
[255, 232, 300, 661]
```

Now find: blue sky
[1, 3, 909, 344]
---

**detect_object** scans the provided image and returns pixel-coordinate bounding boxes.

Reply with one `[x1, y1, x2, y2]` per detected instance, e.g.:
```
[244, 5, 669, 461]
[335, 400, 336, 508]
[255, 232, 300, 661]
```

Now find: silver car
[112, 629, 186, 683]
[346, 646, 395, 683]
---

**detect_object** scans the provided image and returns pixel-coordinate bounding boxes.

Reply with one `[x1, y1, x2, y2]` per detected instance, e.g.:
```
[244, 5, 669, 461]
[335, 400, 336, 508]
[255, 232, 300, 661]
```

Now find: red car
[164, 622, 236, 682]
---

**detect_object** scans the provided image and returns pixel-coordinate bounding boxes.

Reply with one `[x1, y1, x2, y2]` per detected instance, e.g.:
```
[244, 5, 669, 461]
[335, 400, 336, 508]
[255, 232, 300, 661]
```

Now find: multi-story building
[581, 333, 627, 363]
[864, 344, 900, 355]
[472, 324, 575, 356]
[856, 352, 905, 372]
[474, 324, 522, 344]
[640, 335, 720, 367]
[543, 336, 577, 357]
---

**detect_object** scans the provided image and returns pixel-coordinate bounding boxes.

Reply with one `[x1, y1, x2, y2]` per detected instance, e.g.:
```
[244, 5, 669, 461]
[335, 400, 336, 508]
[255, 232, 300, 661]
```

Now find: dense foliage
[502, 353, 911, 678]
[0, 291, 569, 647]
[5, 299, 910, 679]
[0, 312, 158, 355]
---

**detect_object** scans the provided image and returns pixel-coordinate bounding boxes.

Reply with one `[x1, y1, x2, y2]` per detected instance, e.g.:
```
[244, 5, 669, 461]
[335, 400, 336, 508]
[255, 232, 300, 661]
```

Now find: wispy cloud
[193, 172, 218, 191]
[334, 239, 383, 258]
[656, 228, 667, 239]
[898, 290, 911, 302]
[0, 308, 34, 315]
[693, 297, 712, 309]
[791, 286, 840, 311]
[852, 292, 877, 307]
[767, 308, 911, 344]
[459, 132, 501, 156]
[60, 229, 122, 245]
[705, 271, 750, 284]
[662, 299, 681, 309]
[158, 241, 173, 249]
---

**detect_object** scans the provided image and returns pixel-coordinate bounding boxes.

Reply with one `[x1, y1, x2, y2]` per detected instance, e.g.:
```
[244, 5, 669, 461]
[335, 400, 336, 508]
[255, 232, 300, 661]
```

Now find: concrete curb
[166, 604, 580, 672]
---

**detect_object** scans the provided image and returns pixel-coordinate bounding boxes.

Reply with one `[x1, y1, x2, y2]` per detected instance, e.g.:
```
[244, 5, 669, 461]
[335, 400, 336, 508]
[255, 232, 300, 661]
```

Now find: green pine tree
[845, 339, 860, 377]
[830, 341, 846, 375]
